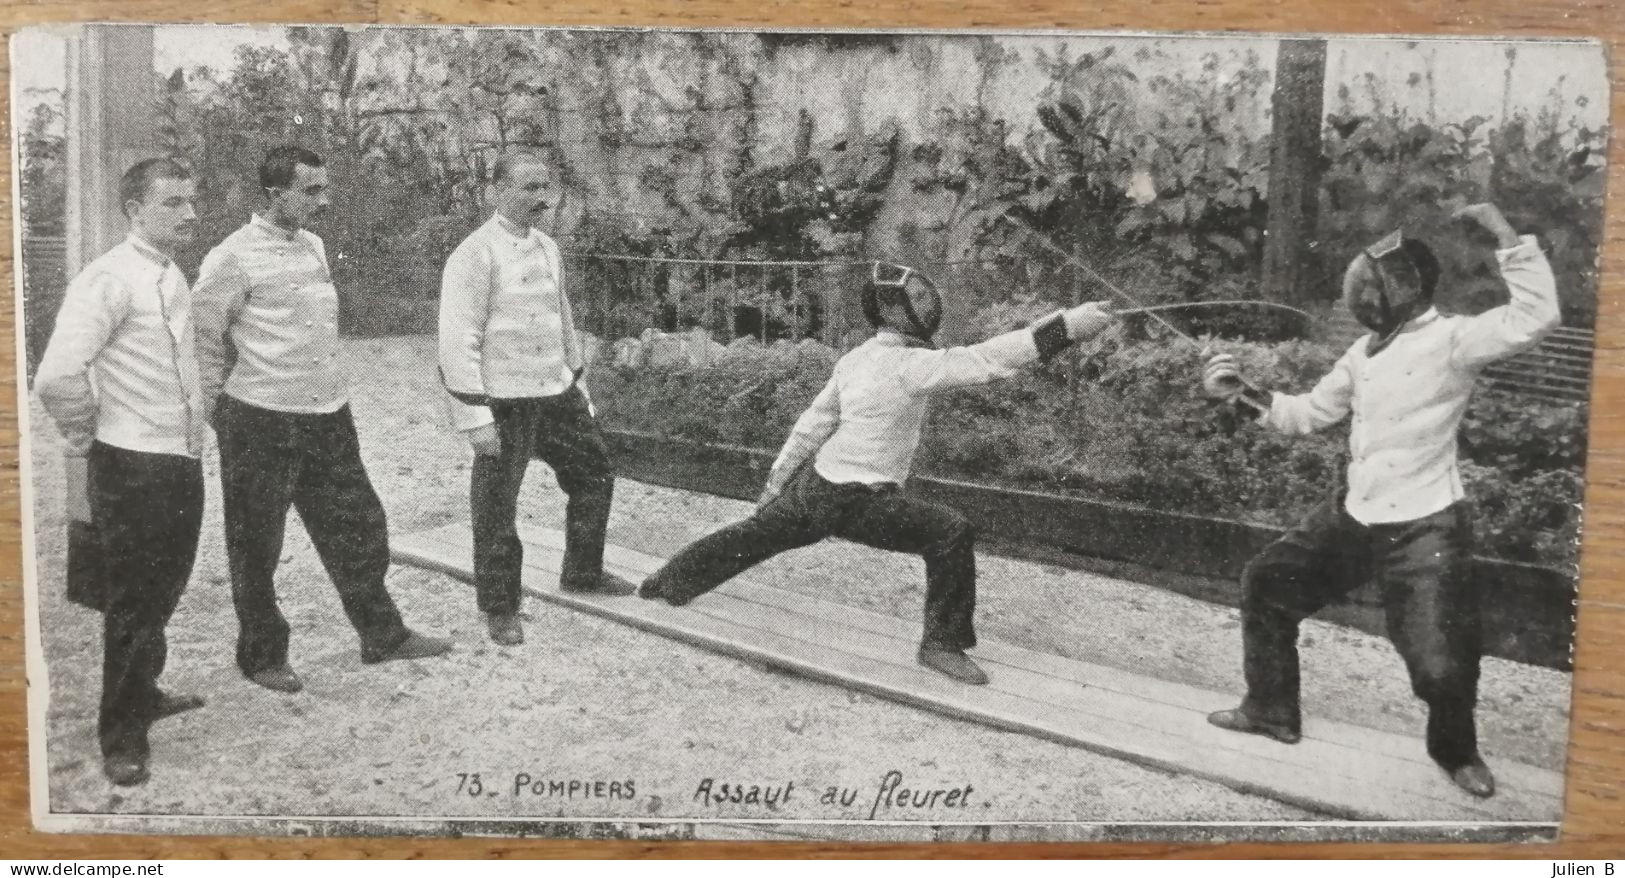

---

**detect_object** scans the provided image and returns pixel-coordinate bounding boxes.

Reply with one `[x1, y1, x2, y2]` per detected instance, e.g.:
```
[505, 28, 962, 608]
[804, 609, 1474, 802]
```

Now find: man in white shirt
[638, 262, 1116, 684]
[1201, 203, 1561, 799]
[439, 150, 633, 649]
[35, 159, 207, 786]
[194, 145, 450, 695]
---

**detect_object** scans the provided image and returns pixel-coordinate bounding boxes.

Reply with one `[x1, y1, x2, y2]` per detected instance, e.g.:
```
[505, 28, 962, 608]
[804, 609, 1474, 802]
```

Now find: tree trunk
[1261, 39, 1327, 307]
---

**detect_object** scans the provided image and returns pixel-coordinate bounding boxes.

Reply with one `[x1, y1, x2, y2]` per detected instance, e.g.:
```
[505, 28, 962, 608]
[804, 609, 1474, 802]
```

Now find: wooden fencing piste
[393, 522, 1563, 825]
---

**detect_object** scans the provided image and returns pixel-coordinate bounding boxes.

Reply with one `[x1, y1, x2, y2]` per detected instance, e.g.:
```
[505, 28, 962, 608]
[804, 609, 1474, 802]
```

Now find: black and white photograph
[8, 22, 1609, 842]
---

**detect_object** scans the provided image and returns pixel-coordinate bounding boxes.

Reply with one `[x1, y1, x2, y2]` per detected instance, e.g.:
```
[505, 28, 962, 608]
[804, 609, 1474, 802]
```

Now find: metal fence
[16, 235, 1595, 403]
[561, 252, 1040, 350]
[562, 252, 868, 349]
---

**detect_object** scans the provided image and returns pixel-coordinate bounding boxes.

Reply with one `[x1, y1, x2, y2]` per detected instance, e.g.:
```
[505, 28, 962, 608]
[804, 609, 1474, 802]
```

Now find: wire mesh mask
[862, 261, 943, 344]
[1345, 231, 1433, 356]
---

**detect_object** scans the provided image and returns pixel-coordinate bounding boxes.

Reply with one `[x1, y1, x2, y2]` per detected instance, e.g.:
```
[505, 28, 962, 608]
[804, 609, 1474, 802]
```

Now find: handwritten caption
[453, 773, 637, 800]
[448, 769, 975, 818]
[692, 770, 973, 817]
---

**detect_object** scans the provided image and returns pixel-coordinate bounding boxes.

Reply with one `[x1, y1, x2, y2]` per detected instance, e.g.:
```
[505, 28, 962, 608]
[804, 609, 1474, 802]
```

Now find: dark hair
[1400, 237, 1441, 299]
[490, 149, 548, 186]
[259, 144, 324, 191]
[118, 158, 191, 216]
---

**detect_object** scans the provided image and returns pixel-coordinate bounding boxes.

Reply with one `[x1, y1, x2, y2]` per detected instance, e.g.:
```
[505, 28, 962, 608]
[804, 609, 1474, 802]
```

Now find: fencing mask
[1343, 231, 1441, 356]
[862, 261, 943, 344]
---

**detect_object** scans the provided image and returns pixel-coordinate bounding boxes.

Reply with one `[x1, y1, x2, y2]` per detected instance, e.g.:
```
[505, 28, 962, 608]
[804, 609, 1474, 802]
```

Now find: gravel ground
[25, 335, 1571, 830]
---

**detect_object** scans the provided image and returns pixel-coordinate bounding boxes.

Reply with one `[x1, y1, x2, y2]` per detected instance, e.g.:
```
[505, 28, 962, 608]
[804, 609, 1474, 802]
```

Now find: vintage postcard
[9, 22, 1608, 842]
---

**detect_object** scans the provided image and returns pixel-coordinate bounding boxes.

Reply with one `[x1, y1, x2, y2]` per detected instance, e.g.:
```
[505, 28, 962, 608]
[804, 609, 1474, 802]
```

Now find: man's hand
[1202, 351, 1248, 400]
[1450, 202, 1521, 250]
[1061, 301, 1116, 341]
[62, 431, 95, 457]
[464, 423, 501, 456]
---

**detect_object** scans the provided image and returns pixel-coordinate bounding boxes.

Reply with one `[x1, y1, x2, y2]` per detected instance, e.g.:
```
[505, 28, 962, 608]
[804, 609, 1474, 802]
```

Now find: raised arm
[1450, 234, 1561, 372]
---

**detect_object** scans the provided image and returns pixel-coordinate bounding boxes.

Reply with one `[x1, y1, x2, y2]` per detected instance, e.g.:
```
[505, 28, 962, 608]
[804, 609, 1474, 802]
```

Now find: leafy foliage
[19, 102, 66, 236]
[1319, 85, 1604, 322]
[593, 333, 1583, 568]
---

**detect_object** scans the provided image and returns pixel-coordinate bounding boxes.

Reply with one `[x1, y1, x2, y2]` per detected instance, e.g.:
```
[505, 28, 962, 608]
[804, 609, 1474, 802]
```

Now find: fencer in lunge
[638, 261, 1119, 684]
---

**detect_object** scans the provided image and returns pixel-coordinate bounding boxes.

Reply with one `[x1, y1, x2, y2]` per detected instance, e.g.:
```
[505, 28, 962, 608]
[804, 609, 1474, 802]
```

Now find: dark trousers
[643, 464, 979, 651]
[1239, 497, 1483, 769]
[87, 441, 203, 760]
[216, 396, 407, 674]
[473, 386, 614, 613]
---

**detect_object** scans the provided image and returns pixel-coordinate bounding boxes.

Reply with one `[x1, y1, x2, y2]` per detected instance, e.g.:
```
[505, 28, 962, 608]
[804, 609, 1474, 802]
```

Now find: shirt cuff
[577, 381, 596, 418]
[446, 394, 494, 432]
[1030, 313, 1072, 363]
[1237, 386, 1274, 420]
[1255, 393, 1283, 426]
[1495, 234, 1543, 265]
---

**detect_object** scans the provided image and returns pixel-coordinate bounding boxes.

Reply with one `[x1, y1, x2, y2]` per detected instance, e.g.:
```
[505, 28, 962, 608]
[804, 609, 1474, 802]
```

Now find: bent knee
[1408, 651, 1479, 702]
[948, 514, 975, 543]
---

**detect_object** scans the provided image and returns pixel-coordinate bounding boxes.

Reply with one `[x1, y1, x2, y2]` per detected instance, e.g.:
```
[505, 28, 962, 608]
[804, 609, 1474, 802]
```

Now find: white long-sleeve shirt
[766, 328, 1043, 494]
[438, 215, 586, 432]
[192, 214, 346, 418]
[35, 234, 204, 458]
[1264, 235, 1561, 525]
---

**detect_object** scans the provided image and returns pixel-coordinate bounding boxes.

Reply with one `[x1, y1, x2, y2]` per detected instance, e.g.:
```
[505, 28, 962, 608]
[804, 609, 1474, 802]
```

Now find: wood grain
[1, 0, 1622, 858]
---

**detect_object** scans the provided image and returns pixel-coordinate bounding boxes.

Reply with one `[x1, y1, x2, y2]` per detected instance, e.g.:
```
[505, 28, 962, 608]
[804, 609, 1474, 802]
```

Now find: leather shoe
[365, 630, 453, 664]
[562, 571, 637, 597]
[1207, 707, 1301, 744]
[248, 664, 303, 694]
[155, 691, 205, 719]
[1447, 758, 1496, 798]
[917, 647, 989, 685]
[103, 753, 149, 786]
[636, 579, 692, 607]
[487, 612, 524, 646]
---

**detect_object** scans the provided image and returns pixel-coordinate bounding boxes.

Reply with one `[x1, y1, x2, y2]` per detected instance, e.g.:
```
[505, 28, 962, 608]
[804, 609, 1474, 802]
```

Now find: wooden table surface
[1, 0, 1621, 859]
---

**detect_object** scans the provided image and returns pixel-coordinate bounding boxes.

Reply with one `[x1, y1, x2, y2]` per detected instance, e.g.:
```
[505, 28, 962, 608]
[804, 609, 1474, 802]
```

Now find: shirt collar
[490, 212, 540, 245]
[125, 233, 173, 269]
[251, 212, 302, 242]
[1404, 307, 1441, 331]
[870, 329, 933, 349]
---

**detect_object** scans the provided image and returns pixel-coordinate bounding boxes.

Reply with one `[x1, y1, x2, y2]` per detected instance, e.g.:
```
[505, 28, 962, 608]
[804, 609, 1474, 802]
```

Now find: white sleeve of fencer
[1262, 345, 1358, 435]
[764, 374, 842, 495]
[1450, 235, 1562, 373]
[894, 327, 1041, 395]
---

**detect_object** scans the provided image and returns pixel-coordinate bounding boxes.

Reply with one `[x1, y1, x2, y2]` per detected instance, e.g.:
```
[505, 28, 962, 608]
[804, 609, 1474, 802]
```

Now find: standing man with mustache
[439, 149, 634, 648]
[195, 145, 450, 695]
[35, 158, 208, 785]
